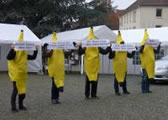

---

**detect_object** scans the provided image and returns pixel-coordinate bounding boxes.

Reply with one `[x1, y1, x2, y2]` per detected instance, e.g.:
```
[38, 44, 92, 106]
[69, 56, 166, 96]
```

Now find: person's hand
[73, 42, 77, 47]
[10, 44, 14, 49]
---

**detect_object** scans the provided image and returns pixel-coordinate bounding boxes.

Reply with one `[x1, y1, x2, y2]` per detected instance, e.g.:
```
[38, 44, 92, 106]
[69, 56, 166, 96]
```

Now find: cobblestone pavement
[1, 72, 168, 120]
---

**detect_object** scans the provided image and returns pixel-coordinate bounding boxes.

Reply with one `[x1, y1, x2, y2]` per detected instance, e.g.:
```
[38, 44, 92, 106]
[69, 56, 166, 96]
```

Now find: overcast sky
[86, 0, 137, 9]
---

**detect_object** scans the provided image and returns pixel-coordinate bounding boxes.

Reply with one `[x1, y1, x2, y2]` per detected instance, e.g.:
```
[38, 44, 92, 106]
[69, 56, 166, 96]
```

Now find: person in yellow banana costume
[78, 27, 110, 99]
[7, 30, 38, 112]
[139, 29, 160, 93]
[46, 32, 71, 104]
[109, 31, 135, 96]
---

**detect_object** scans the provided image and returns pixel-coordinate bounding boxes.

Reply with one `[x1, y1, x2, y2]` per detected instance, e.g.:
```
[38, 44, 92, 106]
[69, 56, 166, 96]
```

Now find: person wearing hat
[77, 27, 110, 99]
[139, 29, 160, 93]
[46, 32, 71, 104]
[7, 30, 38, 112]
[109, 31, 135, 96]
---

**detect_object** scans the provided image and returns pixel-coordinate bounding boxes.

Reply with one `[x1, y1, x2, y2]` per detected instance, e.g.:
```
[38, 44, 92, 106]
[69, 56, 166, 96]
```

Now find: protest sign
[112, 44, 136, 51]
[81, 39, 110, 47]
[47, 41, 75, 50]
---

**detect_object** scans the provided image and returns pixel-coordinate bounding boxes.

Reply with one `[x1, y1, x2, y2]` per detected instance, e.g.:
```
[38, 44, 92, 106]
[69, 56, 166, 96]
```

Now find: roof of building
[120, 0, 168, 16]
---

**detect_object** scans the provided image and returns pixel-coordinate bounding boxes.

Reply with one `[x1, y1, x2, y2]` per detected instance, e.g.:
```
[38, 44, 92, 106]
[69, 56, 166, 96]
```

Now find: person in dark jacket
[139, 29, 160, 93]
[7, 31, 38, 112]
[109, 31, 135, 96]
[77, 27, 110, 99]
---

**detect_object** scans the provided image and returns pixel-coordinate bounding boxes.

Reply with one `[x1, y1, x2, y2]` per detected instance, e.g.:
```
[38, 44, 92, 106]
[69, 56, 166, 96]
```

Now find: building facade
[119, 0, 168, 30]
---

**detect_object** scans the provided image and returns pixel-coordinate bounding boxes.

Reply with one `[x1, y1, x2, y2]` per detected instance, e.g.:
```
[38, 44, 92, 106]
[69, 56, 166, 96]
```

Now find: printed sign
[81, 39, 110, 47]
[146, 39, 160, 48]
[112, 44, 136, 51]
[47, 41, 75, 50]
[14, 42, 36, 50]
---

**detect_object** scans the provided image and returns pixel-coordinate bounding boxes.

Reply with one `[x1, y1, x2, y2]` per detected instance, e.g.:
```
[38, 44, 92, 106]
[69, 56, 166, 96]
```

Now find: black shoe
[123, 91, 130, 94]
[91, 96, 99, 99]
[19, 106, 27, 111]
[52, 99, 61, 104]
[11, 108, 19, 112]
[115, 92, 121, 96]
[147, 90, 152, 93]
[85, 96, 90, 100]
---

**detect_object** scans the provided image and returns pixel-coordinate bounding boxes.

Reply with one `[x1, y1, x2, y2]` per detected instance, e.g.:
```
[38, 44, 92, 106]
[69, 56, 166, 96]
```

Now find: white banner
[112, 44, 136, 51]
[47, 41, 75, 50]
[81, 39, 110, 47]
[146, 39, 160, 48]
[14, 42, 36, 50]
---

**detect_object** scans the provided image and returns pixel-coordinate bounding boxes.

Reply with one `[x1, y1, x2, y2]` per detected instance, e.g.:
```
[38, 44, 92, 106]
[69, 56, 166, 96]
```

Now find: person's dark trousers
[114, 76, 119, 93]
[122, 78, 128, 93]
[141, 69, 150, 92]
[85, 75, 98, 98]
[51, 78, 59, 100]
[114, 74, 128, 93]
[18, 94, 26, 109]
[11, 82, 18, 110]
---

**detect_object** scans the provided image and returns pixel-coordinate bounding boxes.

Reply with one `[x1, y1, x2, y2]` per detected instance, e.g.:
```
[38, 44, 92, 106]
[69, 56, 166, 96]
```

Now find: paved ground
[1, 72, 168, 120]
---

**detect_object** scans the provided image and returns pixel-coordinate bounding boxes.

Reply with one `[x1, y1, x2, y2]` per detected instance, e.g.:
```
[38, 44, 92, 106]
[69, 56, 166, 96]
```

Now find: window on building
[127, 14, 128, 23]
[155, 25, 162, 28]
[133, 11, 136, 23]
[156, 8, 162, 17]
[133, 26, 136, 29]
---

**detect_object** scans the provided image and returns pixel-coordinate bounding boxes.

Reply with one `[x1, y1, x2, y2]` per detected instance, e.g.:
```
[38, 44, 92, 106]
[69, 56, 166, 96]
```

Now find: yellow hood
[48, 31, 65, 88]
[87, 27, 95, 40]
[140, 29, 148, 46]
[140, 29, 155, 78]
[84, 27, 100, 81]
[8, 30, 27, 94]
[112, 30, 127, 83]
[116, 31, 124, 44]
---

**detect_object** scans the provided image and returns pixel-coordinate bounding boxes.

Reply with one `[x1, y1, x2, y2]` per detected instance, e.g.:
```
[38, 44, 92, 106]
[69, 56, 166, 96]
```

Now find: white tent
[41, 25, 116, 74]
[41, 25, 116, 43]
[0, 23, 42, 72]
[114, 27, 168, 45]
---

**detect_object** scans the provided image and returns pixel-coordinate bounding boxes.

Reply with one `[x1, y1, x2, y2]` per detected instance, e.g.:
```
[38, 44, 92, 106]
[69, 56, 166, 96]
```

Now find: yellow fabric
[8, 30, 27, 94]
[140, 29, 155, 78]
[87, 27, 95, 40]
[140, 29, 148, 46]
[84, 47, 100, 81]
[48, 32, 65, 88]
[8, 51, 27, 94]
[116, 31, 124, 45]
[112, 31, 127, 83]
[84, 27, 100, 81]
[18, 30, 24, 42]
[52, 32, 57, 42]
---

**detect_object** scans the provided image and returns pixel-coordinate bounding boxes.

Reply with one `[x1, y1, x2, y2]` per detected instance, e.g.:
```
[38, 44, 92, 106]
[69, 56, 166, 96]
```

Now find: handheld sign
[14, 42, 36, 50]
[81, 39, 110, 47]
[47, 41, 75, 50]
[112, 44, 136, 51]
[145, 39, 160, 48]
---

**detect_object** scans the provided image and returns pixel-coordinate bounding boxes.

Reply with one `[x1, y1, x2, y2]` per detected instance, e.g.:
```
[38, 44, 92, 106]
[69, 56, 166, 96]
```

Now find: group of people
[6, 27, 160, 112]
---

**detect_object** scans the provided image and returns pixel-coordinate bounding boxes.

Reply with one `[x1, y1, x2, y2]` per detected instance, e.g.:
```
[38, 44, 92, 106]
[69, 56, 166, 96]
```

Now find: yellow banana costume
[140, 29, 155, 79]
[8, 30, 28, 94]
[48, 32, 65, 88]
[112, 31, 127, 83]
[84, 27, 100, 81]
